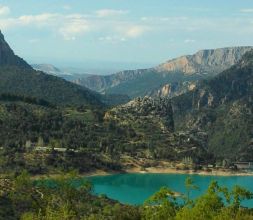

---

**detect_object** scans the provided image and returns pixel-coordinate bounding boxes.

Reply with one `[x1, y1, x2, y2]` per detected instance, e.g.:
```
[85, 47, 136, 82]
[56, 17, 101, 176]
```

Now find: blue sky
[0, 0, 253, 71]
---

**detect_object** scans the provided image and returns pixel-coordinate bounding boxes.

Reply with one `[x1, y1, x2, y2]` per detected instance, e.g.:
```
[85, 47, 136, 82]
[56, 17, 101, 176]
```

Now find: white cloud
[18, 13, 58, 25]
[59, 18, 90, 40]
[240, 9, 253, 13]
[184, 39, 196, 44]
[123, 25, 150, 38]
[99, 36, 126, 43]
[29, 38, 40, 43]
[3, 9, 252, 43]
[63, 5, 71, 10]
[0, 5, 10, 16]
[141, 17, 148, 21]
[0, 13, 91, 40]
[141, 16, 188, 23]
[96, 9, 128, 18]
[0, 13, 60, 30]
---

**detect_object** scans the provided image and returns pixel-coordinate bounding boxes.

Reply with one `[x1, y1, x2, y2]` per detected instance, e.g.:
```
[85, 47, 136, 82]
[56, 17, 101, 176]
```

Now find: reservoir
[87, 173, 253, 207]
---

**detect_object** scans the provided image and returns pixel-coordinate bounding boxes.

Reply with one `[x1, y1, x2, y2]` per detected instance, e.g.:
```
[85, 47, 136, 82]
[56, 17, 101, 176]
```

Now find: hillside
[0, 31, 31, 69]
[0, 94, 211, 176]
[172, 50, 253, 160]
[0, 31, 103, 106]
[0, 66, 104, 106]
[79, 47, 252, 98]
[105, 96, 209, 161]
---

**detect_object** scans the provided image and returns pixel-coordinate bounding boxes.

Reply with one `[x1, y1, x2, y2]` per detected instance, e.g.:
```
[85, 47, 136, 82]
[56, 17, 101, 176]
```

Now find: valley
[0, 3, 253, 217]
[0, 30, 252, 176]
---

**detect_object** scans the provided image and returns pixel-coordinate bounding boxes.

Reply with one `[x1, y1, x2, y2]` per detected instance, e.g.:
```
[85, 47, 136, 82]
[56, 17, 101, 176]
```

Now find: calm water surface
[86, 173, 253, 207]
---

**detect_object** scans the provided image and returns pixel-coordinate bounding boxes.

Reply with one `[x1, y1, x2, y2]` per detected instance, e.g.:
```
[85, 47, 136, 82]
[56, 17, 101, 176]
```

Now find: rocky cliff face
[79, 47, 252, 99]
[148, 81, 197, 98]
[172, 51, 253, 159]
[155, 47, 253, 75]
[0, 31, 31, 69]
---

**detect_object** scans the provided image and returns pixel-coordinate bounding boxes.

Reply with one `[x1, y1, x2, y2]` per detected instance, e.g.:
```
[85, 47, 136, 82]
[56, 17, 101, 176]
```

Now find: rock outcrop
[105, 96, 174, 132]
[148, 81, 197, 98]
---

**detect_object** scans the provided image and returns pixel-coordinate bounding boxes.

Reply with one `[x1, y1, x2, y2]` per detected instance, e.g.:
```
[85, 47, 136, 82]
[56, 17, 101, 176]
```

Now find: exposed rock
[172, 51, 253, 159]
[149, 81, 197, 98]
[156, 47, 253, 75]
[105, 96, 174, 132]
[79, 47, 252, 99]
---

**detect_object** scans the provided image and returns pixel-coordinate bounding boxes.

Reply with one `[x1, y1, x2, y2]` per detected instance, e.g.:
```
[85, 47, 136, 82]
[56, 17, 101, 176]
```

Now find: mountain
[172, 50, 253, 160]
[0, 31, 31, 69]
[107, 50, 253, 161]
[79, 47, 252, 98]
[104, 96, 208, 160]
[155, 47, 252, 75]
[32, 64, 62, 75]
[31, 63, 92, 82]
[105, 96, 175, 132]
[0, 31, 102, 106]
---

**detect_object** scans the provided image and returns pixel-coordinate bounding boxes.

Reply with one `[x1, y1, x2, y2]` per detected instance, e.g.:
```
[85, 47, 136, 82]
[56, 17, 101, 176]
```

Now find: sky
[0, 0, 253, 72]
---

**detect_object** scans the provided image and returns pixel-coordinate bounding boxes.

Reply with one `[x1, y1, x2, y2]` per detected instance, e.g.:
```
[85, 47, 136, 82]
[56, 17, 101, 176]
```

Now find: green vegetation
[0, 94, 213, 176]
[0, 30, 252, 219]
[1, 173, 252, 220]
[0, 66, 102, 106]
[106, 71, 205, 98]
[0, 100, 121, 174]
[172, 51, 253, 161]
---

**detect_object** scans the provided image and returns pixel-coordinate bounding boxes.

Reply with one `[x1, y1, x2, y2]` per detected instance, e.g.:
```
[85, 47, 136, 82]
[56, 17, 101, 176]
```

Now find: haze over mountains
[78, 47, 252, 99]
[0, 31, 102, 106]
[1, 0, 253, 217]
[31, 63, 92, 82]
[107, 50, 253, 160]
[0, 28, 252, 161]
[30, 46, 252, 103]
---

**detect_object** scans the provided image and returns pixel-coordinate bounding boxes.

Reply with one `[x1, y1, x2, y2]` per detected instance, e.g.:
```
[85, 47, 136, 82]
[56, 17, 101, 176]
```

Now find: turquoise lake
[87, 173, 253, 207]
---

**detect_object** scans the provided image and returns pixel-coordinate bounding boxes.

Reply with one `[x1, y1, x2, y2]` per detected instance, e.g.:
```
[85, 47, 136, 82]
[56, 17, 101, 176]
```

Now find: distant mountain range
[32, 64, 62, 75]
[108, 50, 253, 160]
[31, 63, 92, 82]
[0, 28, 252, 163]
[78, 47, 252, 99]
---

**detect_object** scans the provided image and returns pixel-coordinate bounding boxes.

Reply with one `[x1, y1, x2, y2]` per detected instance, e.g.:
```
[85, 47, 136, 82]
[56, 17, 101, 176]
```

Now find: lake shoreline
[83, 167, 253, 178]
[31, 167, 253, 180]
